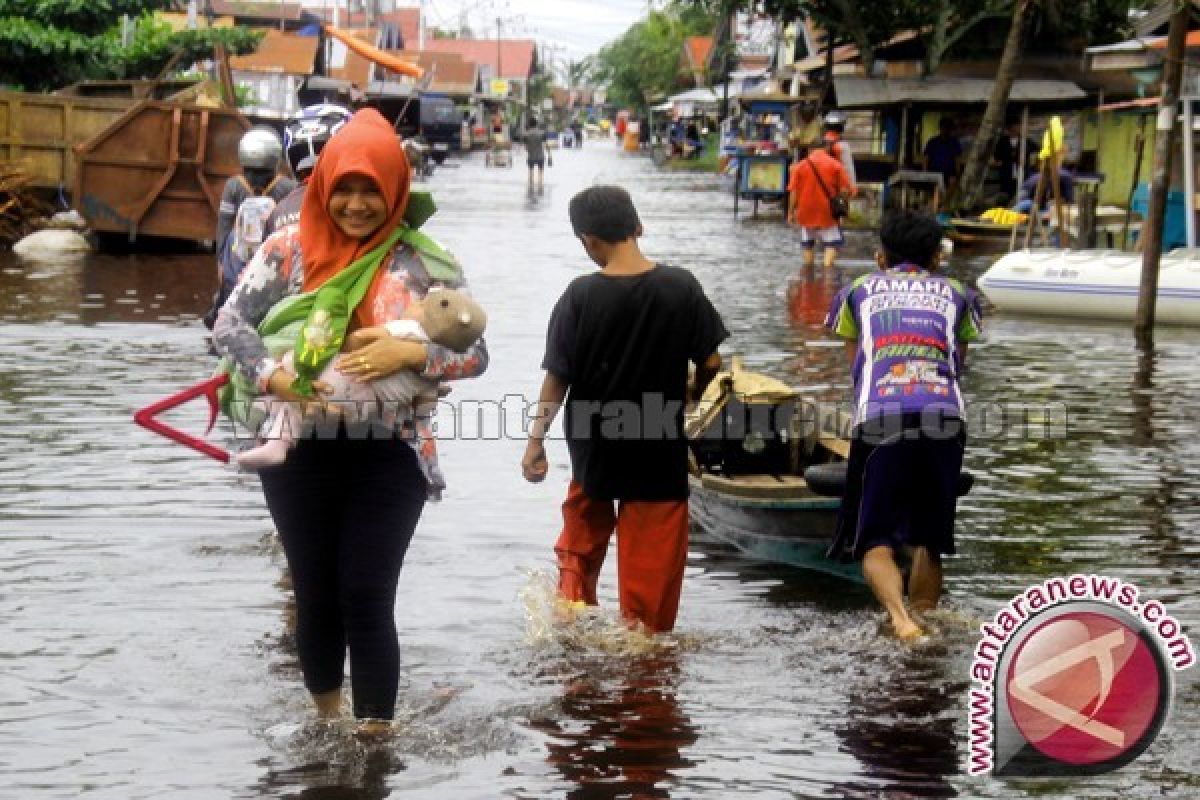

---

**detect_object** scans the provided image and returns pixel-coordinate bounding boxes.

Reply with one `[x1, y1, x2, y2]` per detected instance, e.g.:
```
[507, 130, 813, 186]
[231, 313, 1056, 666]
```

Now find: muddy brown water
[1, 145, 1197, 799]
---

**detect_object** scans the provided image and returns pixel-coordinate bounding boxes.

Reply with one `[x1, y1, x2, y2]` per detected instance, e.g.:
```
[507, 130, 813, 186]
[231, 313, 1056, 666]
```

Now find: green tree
[0, 1, 260, 91]
[595, 5, 718, 110]
[682, 0, 1140, 75]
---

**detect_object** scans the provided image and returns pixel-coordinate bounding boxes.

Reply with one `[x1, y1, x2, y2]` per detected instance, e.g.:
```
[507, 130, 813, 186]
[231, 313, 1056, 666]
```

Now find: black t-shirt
[542, 264, 728, 501]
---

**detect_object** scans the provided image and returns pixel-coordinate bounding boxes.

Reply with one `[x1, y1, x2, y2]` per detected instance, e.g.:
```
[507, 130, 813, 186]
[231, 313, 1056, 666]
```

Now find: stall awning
[667, 88, 719, 107]
[833, 77, 1086, 109]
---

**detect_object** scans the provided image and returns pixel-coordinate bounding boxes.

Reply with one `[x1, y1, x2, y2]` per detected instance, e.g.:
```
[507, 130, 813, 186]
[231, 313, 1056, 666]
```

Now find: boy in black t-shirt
[521, 186, 728, 633]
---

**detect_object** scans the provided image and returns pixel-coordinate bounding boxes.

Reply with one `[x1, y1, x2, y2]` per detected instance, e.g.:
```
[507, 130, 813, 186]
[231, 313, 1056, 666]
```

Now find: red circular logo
[1005, 611, 1165, 766]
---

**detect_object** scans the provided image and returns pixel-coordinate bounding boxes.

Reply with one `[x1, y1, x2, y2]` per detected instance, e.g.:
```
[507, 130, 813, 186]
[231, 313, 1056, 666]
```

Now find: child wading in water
[825, 210, 982, 640]
[521, 186, 728, 633]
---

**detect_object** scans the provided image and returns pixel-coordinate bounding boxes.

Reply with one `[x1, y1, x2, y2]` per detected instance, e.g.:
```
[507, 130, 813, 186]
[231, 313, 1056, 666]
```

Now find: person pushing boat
[825, 210, 982, 641]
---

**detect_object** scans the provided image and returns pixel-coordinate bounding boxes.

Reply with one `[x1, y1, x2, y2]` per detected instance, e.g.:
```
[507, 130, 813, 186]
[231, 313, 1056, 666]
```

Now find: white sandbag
[12, 228, 92, 257]
[48, 210, 88, 230]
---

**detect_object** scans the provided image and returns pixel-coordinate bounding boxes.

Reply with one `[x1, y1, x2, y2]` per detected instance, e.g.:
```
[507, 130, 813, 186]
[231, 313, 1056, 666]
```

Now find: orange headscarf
[298, 107, 410, 327]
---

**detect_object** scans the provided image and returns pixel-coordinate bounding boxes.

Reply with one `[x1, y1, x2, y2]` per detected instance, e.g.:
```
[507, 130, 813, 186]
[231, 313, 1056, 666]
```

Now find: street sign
[490, 78, 510, 96]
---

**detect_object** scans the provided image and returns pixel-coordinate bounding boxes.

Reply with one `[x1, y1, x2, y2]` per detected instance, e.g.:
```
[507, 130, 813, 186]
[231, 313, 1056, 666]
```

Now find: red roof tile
[392, 51, 479, 94]
[310, 7, 421, 48]
[423, 38, 537, 81]
[230, 29, 318, 75]
[330, 28, 377, 87]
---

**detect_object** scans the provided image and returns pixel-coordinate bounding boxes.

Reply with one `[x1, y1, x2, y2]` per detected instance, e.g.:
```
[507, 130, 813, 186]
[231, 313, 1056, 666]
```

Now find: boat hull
[977, 248, 1200, 325]
[688, 475, 862, 582]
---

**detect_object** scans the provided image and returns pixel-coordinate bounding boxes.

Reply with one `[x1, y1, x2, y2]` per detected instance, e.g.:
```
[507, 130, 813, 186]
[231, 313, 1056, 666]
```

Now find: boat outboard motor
[690, 396, 795, 476]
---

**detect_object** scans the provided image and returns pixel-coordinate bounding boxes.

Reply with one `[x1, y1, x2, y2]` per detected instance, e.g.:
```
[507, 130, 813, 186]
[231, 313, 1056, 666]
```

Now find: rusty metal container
[75, 101, 249, 242]
[0, 91, 132, 190]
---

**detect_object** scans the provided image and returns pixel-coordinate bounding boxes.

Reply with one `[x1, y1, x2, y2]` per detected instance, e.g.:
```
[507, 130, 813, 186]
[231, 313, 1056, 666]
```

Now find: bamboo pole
[1010, 105, 1030, 251]
[1136, 2, 1188, 341]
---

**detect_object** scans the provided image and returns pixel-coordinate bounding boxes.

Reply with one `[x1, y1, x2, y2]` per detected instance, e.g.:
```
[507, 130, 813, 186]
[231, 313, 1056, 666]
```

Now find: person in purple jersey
[825, 210, 983, 640]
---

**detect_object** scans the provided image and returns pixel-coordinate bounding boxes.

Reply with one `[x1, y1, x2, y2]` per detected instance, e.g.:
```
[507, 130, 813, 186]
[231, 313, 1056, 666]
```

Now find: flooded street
[1, 143, 1198, 799]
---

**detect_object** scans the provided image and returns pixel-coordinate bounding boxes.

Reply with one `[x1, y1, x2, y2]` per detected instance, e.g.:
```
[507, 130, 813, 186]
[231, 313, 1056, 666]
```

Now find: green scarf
[218, 210, 461, 429]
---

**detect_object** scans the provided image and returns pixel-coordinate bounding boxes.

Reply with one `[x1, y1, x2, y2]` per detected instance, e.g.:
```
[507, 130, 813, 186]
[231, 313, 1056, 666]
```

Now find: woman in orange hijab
[213, 109, 488, 736]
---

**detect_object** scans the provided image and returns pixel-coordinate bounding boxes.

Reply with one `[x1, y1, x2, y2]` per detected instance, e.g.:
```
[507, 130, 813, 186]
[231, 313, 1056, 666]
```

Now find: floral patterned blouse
[212, 225, 489, 499]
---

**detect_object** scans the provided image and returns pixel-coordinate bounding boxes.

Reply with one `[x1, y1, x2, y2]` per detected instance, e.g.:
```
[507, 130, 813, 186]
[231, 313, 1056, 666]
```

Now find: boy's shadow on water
[828, 654, 961, 799]
[526, 651, 698, 799]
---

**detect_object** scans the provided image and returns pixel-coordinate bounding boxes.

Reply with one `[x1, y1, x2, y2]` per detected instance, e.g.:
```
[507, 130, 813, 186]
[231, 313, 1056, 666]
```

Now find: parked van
[419, 94, 460, 163]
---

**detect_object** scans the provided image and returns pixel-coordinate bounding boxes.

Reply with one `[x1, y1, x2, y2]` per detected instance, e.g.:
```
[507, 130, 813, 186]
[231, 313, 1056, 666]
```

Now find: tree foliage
[0, 1, 261, 91]
[594, 4, 718, 110]
[680, 0, 1142, 75]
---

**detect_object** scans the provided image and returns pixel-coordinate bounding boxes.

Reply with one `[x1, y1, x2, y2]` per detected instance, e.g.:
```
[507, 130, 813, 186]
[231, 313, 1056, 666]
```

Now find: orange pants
[554, 480, 689, 633]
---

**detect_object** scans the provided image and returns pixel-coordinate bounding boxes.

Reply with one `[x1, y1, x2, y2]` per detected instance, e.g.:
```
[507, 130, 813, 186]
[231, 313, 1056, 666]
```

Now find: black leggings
[260, 434, 427, 719]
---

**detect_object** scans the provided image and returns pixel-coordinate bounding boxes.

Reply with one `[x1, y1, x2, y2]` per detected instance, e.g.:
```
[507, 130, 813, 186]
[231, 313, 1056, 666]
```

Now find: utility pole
[418, 0, 426, 49]
[496, 16, 503, 82]
[1135, 1, 1189, 343]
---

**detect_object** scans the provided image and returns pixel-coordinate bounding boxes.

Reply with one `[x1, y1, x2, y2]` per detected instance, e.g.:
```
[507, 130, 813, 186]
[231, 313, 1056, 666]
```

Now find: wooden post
[1010, 105, 1030, 251]
[1136, 2, 1188, 341]
[1122, 115, 1148, 250]
[1048, 148, 1068, 248]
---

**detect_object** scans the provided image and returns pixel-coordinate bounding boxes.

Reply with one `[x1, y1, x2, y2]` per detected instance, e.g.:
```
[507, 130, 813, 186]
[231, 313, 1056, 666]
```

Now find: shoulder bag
[806, 157, 849, 219]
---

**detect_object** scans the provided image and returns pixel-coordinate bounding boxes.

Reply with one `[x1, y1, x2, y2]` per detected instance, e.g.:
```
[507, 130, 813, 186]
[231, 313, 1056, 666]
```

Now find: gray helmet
[238, 128, 283, 170]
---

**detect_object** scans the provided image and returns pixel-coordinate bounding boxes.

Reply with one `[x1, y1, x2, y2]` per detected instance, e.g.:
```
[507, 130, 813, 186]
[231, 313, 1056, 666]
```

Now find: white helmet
[238, 127, 284, 170]
[284, 104, 353, 172]
[822, 110, 847, 131]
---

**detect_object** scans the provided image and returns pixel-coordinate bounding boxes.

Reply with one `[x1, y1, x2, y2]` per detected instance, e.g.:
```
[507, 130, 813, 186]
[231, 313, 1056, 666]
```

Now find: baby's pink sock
[236, 438, 292, 471]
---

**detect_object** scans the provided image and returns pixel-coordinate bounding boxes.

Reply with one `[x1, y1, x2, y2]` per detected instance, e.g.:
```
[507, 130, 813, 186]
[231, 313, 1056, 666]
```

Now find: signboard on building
[734, 12, 778, 61]
[490, 78, 510, 97]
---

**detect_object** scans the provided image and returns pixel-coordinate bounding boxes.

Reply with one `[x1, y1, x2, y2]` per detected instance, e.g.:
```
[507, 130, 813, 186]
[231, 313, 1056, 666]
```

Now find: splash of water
[517, 568, 676, 657]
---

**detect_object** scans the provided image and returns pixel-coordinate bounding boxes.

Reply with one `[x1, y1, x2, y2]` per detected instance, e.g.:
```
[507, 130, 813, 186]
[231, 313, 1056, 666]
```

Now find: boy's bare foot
[554, 598, 590, 625]
[894, 620, 927, 642]
[353, 719, 394, 739]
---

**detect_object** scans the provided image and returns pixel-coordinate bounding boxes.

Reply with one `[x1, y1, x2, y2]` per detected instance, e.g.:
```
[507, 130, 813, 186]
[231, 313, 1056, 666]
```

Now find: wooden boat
[978, 247, 1200, 325]
[685, 361, 863, 582]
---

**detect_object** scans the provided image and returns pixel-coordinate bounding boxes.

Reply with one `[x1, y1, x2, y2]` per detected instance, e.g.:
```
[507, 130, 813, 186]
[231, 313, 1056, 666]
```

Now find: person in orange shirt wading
[787, 138, 856, 270]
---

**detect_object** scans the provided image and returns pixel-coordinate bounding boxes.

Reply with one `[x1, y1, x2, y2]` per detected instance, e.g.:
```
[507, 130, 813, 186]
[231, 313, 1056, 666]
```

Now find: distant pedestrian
[787, 139, 855, 270]
[824, 210, 982, 641]
[923, 117, 963, 200]
[521, 186, 728, 633]
[523, 116, 547, 191]
[822, 111, 857, 185]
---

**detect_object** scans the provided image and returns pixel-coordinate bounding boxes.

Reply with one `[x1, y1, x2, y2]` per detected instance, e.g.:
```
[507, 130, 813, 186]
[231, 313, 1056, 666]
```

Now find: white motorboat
[977, 248, 1200, 325]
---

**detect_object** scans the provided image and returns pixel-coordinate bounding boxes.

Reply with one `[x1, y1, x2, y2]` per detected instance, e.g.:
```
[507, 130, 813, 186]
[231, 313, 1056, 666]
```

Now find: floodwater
[1, 143, 1198, 799]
